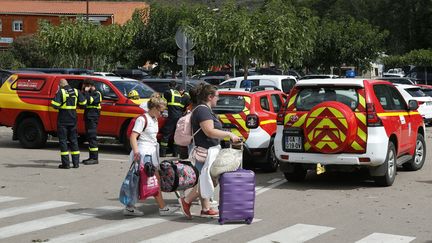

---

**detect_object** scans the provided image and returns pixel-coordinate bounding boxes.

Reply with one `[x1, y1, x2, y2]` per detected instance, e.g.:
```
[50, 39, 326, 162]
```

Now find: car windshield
[111, 81, 154, 98]
[405, 88, 426, 97]
[295, 87, 359, 111]
[214, 94, 247, 114]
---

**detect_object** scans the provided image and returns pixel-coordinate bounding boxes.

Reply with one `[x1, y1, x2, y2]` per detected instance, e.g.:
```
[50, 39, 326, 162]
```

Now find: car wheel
[403, 133, 426, 171]
[264, 138, 279, 172]
[283, 164, 307, 182]
[374, 141, 397, 187]
[17, 117, 47, 148]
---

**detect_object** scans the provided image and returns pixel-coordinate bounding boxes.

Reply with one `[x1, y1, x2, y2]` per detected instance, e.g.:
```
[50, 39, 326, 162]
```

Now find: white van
[219, 75, 297, 94]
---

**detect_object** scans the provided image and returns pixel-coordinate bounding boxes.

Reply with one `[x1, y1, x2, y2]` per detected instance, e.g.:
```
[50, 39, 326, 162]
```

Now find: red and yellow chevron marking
[219, 96, 251, 140]
[306, 107, 349, 152]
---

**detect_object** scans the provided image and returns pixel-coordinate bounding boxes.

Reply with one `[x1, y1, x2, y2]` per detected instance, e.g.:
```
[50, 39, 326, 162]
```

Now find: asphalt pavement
[0, 126, 431, 242]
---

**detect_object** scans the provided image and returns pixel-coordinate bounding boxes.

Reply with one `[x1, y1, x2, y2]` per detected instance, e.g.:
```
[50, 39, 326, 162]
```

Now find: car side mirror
[407, 100, 418, 110]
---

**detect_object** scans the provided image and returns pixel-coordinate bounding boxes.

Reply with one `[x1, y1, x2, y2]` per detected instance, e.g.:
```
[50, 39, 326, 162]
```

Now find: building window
[13, 20, 23, 32]
[0, 19, 2, 32]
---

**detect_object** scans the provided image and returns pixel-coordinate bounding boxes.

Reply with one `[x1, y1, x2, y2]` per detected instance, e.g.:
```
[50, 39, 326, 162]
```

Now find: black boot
[83, 159, 99, 165]
[58, 164, 70, 169]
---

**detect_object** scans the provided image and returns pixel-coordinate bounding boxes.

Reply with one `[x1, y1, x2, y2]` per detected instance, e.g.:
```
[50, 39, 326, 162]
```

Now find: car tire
[264, 138, 279, 172]
[403, 133, 426, 171]
[283, 164, 307, 182]
[17, 117, 47, 149]
[374, 141, 397, 187]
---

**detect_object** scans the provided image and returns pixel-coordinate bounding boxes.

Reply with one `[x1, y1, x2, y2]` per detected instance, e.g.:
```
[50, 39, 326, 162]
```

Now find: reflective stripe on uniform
[51, 100, 61, 106]
[89, 147, 98, 152]
[60, 152, 69, 155]
[167, 89, 184, 108]
[70, 151, 80, 155]
[160, 142, 168, 147]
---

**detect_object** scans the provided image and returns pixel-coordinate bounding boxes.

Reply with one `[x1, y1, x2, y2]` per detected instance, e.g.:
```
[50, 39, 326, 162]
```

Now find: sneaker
[83, 159, 98, 165]
[200, 208, 219, 217]
[178, 198, 192, 219]
[58, 164, 70, 169]
[123, 207, 144, 216]
[159, 206, 179, 216]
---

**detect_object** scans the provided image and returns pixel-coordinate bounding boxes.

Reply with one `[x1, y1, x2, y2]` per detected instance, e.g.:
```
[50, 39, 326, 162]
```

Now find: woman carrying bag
[123, 93, 178, 217]
[178, 83, 241, 219]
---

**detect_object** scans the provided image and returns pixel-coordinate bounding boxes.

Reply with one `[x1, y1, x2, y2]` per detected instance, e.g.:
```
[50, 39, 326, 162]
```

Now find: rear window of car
[405, 88, 426, 97]
[213, 94, 247, 114]
[281, 78, 296, 93]
[295, 87, 358, 111]
[421, 89, 432, 97]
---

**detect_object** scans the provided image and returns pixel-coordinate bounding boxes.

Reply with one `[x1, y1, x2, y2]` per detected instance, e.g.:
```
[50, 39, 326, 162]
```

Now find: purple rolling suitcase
[218, 168, 255, 225]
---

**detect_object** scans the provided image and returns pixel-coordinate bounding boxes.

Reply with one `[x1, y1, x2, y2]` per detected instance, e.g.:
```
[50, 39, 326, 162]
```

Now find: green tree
[305, 16, 387, 72]
[131, 3, 206, 76]
[187, 0, 317, 79]
[10, 35, 49, 68]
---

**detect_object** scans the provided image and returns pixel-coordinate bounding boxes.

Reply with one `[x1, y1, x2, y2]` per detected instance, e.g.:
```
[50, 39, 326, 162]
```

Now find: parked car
[141, 78, 206, 93]
[0, 69, 45, 87]
[376, 77, 417, 85]
[274, 78, 425, 186]
[299, 74, 339, 80]
[214, 87, 287, 171]
[405, 66, 432, 84]
[92, 72, 118, 77]
[383, 68, 405, 77]
[114, 69, 150, 80]
[0, 73, 156, 150]
[394, 84, 432, 124]
[18, 67, 91, 75]
[219, 75, 297, 94]
[417, 84, 432, 97]
[199, 76, 227, 85]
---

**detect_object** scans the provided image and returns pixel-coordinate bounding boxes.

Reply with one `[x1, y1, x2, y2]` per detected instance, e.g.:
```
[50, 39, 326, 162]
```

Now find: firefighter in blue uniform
[160, 81, 184, 157]
[51, 79, 87, 169]
[81, 79, 102, 165]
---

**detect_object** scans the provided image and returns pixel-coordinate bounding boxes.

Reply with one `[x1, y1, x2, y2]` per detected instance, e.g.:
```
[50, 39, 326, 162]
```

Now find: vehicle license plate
[284, 135, 303, 151]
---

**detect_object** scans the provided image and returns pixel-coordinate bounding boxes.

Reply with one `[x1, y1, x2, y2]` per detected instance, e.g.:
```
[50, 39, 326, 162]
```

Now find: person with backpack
[178, 83, 241, 219]
[123, 92, 178, 217]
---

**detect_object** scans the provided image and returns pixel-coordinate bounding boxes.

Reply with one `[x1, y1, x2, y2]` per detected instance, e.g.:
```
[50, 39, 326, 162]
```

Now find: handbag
[191, 146, 208, 163]
[210, 143, 243, 178]
[139, 155, 159, 200]
[119, 161, 140, 207]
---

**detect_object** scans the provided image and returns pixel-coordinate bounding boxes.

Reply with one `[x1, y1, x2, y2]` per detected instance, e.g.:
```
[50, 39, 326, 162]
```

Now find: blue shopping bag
[119, 161, 140, 207]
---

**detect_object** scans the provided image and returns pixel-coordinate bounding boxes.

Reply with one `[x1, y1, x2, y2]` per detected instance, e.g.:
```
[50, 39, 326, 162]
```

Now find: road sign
[175, 29, 195, 51]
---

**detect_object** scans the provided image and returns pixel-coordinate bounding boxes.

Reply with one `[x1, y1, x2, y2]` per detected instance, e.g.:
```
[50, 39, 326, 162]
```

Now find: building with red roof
[0, 0, 148, 48]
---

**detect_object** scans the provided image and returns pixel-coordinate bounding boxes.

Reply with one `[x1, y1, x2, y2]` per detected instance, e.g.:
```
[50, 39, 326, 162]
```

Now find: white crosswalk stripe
[355, 233, 416, 243]
[0, 201, 76, 219]
[0, 206, 120, 240]
[49, 217, 167, 243]
[247, 223, 334, 243]
[141, 219, 262, 243]
[0, 196, 24, 203]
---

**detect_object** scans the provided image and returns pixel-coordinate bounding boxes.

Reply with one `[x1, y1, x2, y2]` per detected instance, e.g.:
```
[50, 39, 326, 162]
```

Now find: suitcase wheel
[218, 218, 224, 225]
[246, 218, 253, 224]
